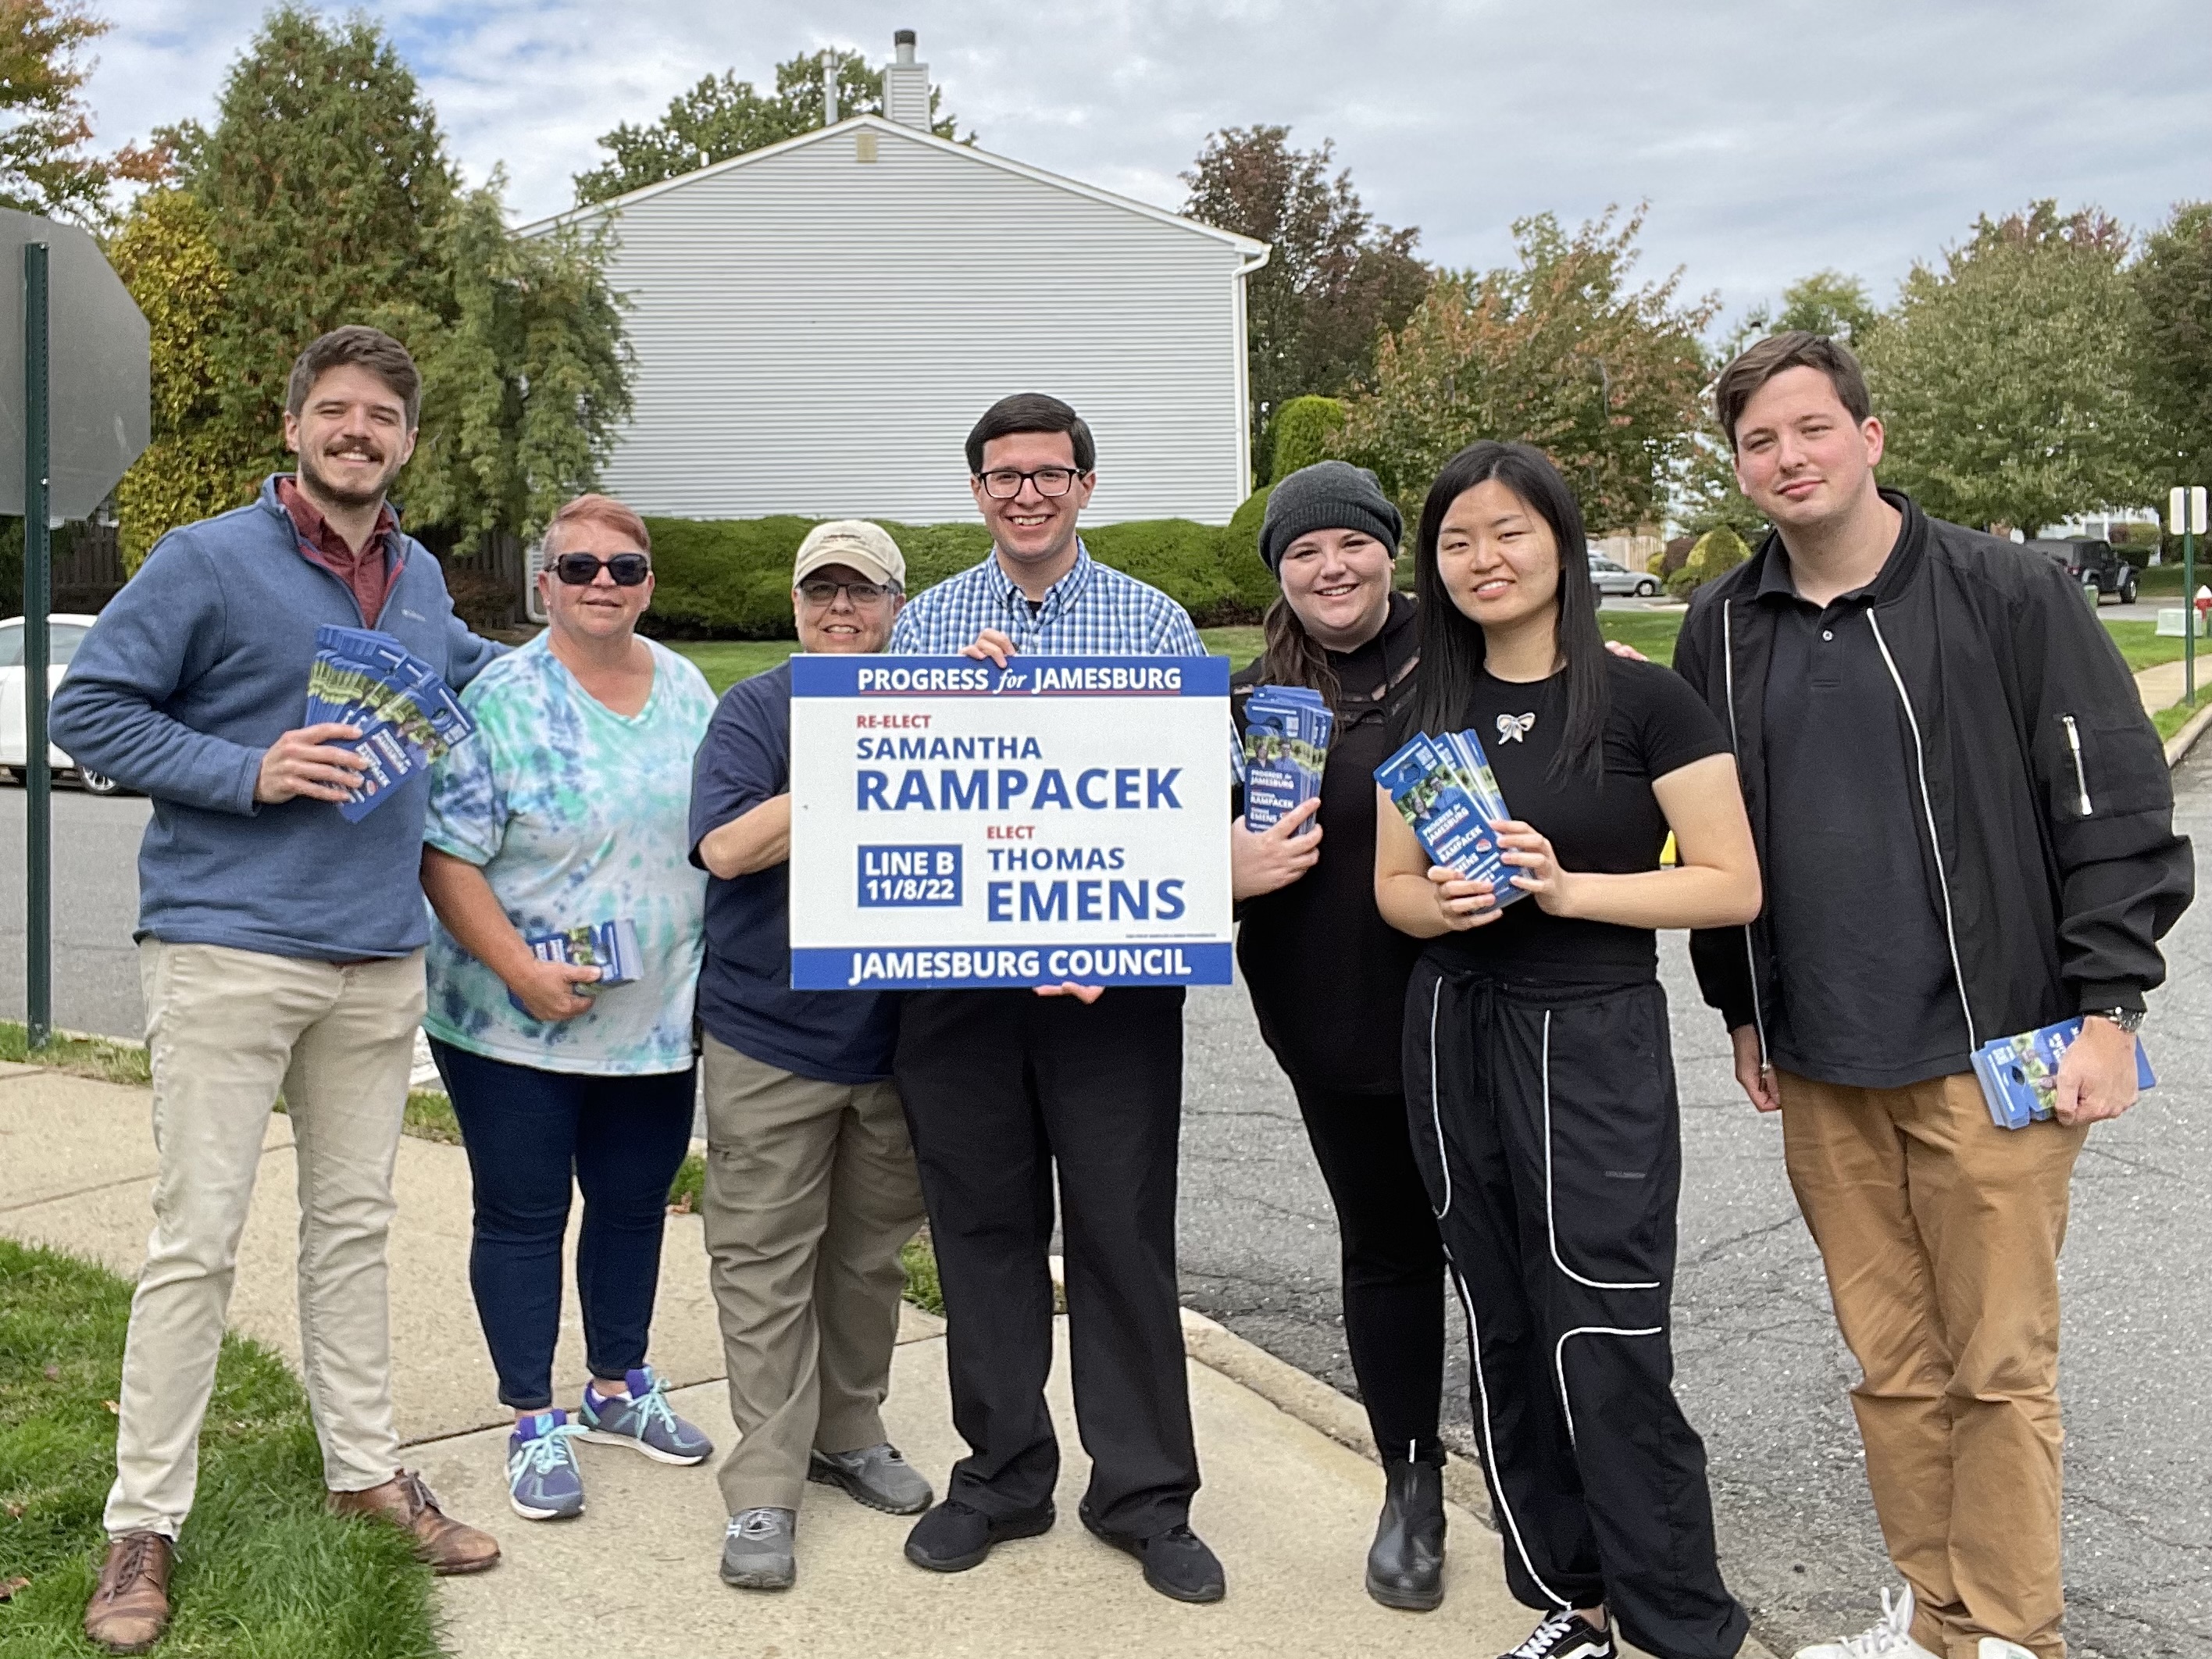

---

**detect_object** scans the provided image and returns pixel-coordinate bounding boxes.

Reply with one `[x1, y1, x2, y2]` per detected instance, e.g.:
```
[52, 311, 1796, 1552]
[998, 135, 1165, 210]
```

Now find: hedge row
[641, 493, 1281, 640]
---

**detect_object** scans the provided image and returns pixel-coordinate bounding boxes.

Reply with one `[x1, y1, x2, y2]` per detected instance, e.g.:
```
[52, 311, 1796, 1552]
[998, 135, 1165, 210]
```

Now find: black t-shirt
[1421, 655, 1732, 984]
[1233, 594, 1423, 1094]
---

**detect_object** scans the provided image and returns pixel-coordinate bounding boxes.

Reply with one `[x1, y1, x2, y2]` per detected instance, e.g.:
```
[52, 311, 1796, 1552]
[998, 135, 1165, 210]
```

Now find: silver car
[1589, 555, 1661, 598]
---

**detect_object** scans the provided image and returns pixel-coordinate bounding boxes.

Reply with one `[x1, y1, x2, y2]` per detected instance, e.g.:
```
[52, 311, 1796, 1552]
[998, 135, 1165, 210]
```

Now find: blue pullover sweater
[49, 477, 503, 961]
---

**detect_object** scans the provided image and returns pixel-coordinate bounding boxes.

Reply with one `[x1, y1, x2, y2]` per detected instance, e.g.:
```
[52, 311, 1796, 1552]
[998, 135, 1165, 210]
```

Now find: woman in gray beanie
[1230, 460, 1450, 1611]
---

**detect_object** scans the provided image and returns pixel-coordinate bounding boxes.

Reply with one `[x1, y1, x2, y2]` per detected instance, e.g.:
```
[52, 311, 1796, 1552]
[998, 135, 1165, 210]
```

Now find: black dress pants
[896, 986, 1197, 1537]
[1286, 1076, 1447, 1461]
[1403, 962, 1747, 1659]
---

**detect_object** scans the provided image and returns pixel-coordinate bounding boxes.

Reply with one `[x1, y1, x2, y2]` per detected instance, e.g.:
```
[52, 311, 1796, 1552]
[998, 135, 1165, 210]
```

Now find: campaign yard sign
[788, 655, 1233, 990]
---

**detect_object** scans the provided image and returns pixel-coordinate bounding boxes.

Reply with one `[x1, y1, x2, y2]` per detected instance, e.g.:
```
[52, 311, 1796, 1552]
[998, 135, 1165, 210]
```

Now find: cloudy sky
[88, 0, 2210, 328]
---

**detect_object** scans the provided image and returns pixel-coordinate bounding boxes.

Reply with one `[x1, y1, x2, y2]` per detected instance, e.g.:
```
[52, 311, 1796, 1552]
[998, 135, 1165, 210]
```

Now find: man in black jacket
[1671, 333, 2191, 1659]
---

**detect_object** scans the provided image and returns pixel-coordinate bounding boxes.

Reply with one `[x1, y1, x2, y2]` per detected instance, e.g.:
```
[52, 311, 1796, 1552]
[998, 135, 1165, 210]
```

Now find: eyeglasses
[797, 578, 900, 608]
[976, 466, 1083, 500]
[551, 552, 651, 587]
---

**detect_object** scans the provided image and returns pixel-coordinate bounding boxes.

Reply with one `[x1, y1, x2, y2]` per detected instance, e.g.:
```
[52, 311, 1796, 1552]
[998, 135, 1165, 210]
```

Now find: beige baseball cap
[793, 520, 905, 590]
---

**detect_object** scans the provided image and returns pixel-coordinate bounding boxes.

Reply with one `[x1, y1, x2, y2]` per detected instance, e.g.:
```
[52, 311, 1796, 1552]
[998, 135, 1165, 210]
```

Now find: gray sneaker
[719, 1507, 796, 1592]
[808, 1443, 934, 1515]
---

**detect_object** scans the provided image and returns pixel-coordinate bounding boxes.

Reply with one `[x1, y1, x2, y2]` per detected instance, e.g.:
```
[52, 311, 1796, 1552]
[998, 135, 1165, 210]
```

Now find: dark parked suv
[2027, 537, 2137, 606]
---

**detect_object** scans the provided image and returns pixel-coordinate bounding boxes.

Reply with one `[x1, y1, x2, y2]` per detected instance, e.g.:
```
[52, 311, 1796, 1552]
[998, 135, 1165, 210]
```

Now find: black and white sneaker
[1502, 1609, 1615, 1659]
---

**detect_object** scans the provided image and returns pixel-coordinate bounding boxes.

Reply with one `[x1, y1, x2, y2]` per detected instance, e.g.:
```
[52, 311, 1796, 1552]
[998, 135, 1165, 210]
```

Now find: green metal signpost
[2177, 487, 2209, 710]
[2, 210, 150, 1049]
[22, 241, 48, 1043]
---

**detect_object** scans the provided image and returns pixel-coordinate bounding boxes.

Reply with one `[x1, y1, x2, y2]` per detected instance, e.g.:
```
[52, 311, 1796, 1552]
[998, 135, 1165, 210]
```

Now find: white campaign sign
[787, 654, 1233, 990]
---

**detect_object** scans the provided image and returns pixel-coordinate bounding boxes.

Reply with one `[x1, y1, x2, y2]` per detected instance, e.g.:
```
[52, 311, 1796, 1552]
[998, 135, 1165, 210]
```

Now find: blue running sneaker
[578, 1367, 714, 1465]
[506, 1410, 585, 1521]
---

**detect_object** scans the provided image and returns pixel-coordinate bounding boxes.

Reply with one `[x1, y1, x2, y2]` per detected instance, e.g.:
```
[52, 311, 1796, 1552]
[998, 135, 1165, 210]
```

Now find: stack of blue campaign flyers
[304, 624, 476, 821]
[1372, 728, 1527, 909]
[1970, 1017, 2156, 1129]
[507, 919, 641, 1014]
[1241, 685, 1334, 833]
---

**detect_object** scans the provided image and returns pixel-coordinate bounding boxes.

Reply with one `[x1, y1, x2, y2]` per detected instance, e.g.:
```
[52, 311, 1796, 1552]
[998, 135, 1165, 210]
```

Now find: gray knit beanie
[1258, 460, 1403, 573]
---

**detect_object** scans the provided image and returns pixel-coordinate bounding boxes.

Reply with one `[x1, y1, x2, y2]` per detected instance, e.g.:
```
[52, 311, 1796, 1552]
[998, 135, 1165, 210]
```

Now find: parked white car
[1589, 555, 1661, 598]
[1, 614, 124, 794]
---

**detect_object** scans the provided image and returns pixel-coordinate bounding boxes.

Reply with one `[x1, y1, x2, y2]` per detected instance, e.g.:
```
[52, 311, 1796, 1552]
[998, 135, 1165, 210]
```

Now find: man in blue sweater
[51, 326, 505, 1654]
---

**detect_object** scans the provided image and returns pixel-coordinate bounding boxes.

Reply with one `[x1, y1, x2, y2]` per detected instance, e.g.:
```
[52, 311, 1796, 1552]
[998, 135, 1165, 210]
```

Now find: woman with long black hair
[1375, 442, 1760, 1659]
[1229, 461, 1449, 1611]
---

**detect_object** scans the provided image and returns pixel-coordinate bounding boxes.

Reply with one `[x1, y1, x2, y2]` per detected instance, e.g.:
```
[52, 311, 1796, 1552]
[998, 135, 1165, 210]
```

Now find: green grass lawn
[0, 1239, 441, 1659]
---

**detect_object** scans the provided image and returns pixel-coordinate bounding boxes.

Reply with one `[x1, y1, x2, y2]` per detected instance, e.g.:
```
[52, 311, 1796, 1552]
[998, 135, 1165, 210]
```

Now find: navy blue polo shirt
[1757, 550, 1970, 1089]
[688, 659, 899, 1084]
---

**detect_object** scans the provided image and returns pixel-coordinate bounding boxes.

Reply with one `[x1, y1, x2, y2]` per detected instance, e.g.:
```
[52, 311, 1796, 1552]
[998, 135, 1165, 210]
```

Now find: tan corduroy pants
[1778, 1069, 2090, 1659]
[105, 941, 424, 1540]
[700, 1033, 926, 1515]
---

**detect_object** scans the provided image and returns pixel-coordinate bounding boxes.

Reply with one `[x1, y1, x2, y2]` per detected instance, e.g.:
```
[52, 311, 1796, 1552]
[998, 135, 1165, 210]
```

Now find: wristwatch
[2084, 1007, 2146, 1034]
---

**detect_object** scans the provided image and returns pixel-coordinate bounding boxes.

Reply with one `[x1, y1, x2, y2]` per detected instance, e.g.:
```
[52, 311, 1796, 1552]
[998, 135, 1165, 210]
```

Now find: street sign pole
[21, 240, 49, 1047]
[2178, 486, 2209, 709]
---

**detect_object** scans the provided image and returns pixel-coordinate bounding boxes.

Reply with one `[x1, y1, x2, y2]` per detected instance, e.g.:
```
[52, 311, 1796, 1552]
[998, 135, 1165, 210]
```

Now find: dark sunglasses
[551, 551, 651, 587]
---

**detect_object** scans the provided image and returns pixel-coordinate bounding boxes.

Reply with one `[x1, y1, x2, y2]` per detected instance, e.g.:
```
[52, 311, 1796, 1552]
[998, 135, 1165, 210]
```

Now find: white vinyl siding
[546, 122, 1261, 526]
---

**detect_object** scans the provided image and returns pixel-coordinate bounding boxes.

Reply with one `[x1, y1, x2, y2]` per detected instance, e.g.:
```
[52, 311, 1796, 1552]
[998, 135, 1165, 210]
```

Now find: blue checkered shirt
[889, 543, 1205, 658]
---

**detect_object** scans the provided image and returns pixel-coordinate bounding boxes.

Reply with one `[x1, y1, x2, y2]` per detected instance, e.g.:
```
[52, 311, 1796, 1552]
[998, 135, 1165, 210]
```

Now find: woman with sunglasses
[1375, 443, 1759, 1659]
[420, 493, 721, 1524]
[1229, 462, 1450, 1611]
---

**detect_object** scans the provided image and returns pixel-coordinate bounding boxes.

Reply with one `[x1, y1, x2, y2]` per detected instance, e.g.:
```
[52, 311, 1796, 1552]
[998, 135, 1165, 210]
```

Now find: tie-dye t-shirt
[422, 633, 716, 1076]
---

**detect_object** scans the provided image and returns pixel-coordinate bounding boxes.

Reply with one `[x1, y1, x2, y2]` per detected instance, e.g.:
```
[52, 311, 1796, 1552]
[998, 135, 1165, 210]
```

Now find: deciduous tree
[1180, 126, 1427, 473]
[1861, 202, 2153, 537]
[1336, 206, 1716, 533]
[574, 48, 961, 205]
[0, 0, 158, 224]
[2132, 201, 2212, 493]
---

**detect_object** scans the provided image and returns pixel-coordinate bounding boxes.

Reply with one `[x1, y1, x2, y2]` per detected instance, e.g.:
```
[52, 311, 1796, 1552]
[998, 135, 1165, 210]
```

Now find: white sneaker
[1793, 1586, 1941, 1659]
[1977, 1642, 2035, 1659]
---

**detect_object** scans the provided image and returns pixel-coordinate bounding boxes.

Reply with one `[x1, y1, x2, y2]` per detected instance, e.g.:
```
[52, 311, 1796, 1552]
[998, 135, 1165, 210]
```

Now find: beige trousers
[700, 1033, 926, 1514]
[105, 940, 425, 1540]
[1779, 1069, 2089, 1659]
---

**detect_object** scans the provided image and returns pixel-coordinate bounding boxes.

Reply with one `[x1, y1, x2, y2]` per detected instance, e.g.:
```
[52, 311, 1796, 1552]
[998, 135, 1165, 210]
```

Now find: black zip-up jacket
[1672, 492, 2192, 1055]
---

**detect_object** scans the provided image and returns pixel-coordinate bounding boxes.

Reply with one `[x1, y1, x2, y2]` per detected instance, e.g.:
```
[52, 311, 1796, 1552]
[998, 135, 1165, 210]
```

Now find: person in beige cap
[686, 520, 930, 1592]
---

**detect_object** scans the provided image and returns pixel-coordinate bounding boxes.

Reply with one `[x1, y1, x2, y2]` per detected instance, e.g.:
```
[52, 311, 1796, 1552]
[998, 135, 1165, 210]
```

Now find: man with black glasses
[689, 521, 933, 1593]
[886, 394, 1224, 1604]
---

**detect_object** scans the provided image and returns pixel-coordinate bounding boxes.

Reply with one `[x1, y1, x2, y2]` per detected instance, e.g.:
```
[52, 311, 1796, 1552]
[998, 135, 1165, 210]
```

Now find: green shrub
[1218, 487, 1279, 614]
[1664, 525, 1752, 599]
[640, 511, 1267, 637]
[1268, 396, 1347, 483]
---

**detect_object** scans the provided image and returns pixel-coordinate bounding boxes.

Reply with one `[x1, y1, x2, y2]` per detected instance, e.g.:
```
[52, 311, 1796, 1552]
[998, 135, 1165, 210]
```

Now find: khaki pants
[1779, 1069, 2089, 1659]
[105, 941, 425, 1539]
[700, 1033, 926, 1514]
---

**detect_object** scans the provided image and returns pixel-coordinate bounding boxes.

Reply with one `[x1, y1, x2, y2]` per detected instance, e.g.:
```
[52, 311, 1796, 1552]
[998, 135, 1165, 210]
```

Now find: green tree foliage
[1336, 206, 1717, 534]
[0, 0, 156, 225]
[1861, 202, 2153, 537]
[574, 48, 962, 205]
[109, 188, 251, 569]
[2132, 201, 2212, 491]
[111, 8, 630, 562]
[1180, 126, 1428, 462]
[1267, 395, 1347, 483]
[1732, 269, 1881, 351]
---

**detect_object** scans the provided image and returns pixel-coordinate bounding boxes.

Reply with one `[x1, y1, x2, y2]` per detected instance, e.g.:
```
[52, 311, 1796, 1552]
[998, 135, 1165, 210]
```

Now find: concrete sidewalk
[0, 1064, 1770, 1658]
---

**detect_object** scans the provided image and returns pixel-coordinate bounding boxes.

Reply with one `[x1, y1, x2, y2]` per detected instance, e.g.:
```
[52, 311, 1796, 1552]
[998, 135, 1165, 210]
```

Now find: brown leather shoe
[84, 1530, 173, 1654]
[329, 1469, 501, 1575]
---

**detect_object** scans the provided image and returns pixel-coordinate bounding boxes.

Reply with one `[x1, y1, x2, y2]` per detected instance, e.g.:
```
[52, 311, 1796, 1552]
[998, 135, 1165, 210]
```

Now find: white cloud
[86, 0, 2212, 323]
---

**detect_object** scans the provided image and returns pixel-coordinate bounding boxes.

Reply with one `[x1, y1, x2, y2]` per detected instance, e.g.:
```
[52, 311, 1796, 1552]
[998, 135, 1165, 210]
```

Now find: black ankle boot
[1365, 1454, 1446, 1611]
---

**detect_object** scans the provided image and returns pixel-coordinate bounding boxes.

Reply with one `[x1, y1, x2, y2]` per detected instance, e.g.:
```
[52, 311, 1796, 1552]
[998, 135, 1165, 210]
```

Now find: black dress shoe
[1079, 1506, 1226, 1604]
[902, 1498, 1055, 1573]
[1367, 1454, 1446, 1611]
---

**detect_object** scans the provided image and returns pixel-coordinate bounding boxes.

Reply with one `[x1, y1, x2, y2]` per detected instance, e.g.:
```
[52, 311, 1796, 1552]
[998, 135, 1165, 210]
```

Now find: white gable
[530, 119, 1267, 526]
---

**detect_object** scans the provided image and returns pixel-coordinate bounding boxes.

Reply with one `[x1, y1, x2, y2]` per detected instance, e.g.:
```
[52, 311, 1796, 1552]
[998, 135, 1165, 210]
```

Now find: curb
[2165, 697, 2212, 768]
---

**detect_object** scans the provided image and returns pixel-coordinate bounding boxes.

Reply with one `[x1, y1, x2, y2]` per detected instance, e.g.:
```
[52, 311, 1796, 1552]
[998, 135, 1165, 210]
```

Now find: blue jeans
[430, 1039, 696, 1411]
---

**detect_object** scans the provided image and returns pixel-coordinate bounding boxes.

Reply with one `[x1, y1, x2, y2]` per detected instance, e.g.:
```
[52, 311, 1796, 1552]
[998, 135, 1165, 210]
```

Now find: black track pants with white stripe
[1403, 962, 1747, 1659]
